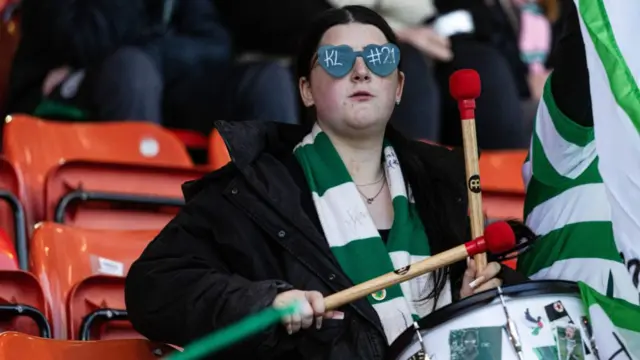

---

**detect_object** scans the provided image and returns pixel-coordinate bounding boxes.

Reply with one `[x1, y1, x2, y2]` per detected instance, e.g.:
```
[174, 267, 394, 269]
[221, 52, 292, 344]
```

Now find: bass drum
[388, 281, 597, 360]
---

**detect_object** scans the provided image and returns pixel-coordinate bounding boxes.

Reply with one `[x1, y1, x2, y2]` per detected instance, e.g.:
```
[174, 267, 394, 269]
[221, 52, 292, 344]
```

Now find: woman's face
[299, 23, 405, 139]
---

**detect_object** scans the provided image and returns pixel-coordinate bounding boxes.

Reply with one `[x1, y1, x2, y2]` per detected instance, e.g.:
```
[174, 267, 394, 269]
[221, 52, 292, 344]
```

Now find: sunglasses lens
[318, 45, 355, 78]
[363, 43, 400, 76]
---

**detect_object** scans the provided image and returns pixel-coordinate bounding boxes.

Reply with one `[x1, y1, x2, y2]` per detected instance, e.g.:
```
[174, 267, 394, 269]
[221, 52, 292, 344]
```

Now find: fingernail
[469, 276, 485, 289]
[286, 326, 292, 335]
[316, 317, 322, 329]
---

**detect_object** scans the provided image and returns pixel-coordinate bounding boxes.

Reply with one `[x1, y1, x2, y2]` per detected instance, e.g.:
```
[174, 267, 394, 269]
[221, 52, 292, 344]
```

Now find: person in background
[215, 0, 530, 149]
[482, 0, 558, 134]
[6, 0, 297, 135]
[515, 0, 554, 100]
[125, 6, 531, 359]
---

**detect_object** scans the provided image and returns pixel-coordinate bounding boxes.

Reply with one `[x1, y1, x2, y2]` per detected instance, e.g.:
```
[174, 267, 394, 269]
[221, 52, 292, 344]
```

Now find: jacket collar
[214, 120, 307, 171]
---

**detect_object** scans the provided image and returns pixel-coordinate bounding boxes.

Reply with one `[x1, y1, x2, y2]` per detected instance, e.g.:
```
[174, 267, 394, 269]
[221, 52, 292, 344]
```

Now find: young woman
[125, 6, 529, 359]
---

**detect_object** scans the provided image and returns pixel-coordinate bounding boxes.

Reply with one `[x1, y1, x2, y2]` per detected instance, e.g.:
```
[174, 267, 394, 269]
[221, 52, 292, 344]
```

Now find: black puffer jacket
[125, 121, 527, 360]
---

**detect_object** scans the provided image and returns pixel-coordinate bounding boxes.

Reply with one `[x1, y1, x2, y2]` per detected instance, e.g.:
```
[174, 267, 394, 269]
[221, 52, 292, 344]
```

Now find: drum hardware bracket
[412, 321, 431, 360]
[496, 286, 524, 360]
[580, 316, 600, 359]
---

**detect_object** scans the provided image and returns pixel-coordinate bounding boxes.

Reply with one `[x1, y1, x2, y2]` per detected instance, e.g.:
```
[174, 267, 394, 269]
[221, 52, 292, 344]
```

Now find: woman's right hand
[272, 290, 336, 334]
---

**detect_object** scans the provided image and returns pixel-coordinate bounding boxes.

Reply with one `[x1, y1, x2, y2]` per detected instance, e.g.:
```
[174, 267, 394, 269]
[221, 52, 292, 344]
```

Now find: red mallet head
[464, 221, 516, 257]
[449, 69, 482, 120]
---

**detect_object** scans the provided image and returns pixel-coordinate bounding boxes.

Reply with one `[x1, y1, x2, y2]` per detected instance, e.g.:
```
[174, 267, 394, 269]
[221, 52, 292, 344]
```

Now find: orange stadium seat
[479, 150, 527, 269]
[0, 268, 51, 338]
[169, 128, 208, 151]
[3, 115, 209, 231]
[170, 128, 209, 165]
[30, 222, 157, 340]
[416, 142, 525, 220]
[0, 332, 175, 360]
[478, 150, 527, 220]
[208, 128, 231, 171]
[0, 158, 27, 270]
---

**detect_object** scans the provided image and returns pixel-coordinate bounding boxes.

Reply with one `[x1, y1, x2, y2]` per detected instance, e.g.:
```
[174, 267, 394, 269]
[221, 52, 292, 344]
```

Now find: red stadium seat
[0, 264, 51, 338]
[169, 128, 208, 150]
[0, 332, 175, 360]
[30, 222, 157, 340]
[478, 150, 527, 220]
[417, 143, 526, 220]
[3, 115, 208, 231]
[208, 128, 231, 171]
[0, 158, 27, 269]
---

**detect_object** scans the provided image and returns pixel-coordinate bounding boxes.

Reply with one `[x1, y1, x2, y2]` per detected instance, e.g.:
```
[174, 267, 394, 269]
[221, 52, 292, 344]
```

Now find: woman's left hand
[460, 258, 503, 299]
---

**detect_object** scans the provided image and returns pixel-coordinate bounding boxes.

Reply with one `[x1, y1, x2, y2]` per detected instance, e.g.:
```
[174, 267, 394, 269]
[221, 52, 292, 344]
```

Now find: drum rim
[387, 280, 579, 359]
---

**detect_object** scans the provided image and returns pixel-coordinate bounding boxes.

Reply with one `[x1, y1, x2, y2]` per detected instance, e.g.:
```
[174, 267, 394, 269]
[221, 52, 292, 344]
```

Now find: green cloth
[32, 99, 88, 120]
[579, 282, 640, 358]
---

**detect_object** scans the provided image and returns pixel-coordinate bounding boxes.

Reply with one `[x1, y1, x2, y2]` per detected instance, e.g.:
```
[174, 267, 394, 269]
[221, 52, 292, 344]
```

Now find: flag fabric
[518, 75, 638, 304]
[579, 282, 640, 359]
[575, 0, 640, 294]
[517, 0, 639, 305]
[523, 1, 640, 355]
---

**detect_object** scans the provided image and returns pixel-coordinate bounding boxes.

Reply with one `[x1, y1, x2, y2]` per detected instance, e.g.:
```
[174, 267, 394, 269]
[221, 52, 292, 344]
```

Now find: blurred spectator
[6, 0, 297, 135]
[515, 0, 552, 99]
[483, 0, 557, 135]
[215, 0, 531, 149]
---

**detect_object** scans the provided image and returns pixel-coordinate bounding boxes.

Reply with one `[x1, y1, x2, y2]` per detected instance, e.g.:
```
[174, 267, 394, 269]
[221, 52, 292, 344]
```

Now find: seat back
[3, 115, 197, 229]
[0, 270, 50, 337]
[0, 158, 24, 267]
[30, 222, 158, 339]
[208, 128, 231, 170]
[45, 160, 205, 230]
[478, 150, 527, 220]
[0, 332, 174, 360]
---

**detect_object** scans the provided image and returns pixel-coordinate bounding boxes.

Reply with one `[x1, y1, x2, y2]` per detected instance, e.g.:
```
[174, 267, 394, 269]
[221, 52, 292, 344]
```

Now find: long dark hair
[295, 5, 455, 306]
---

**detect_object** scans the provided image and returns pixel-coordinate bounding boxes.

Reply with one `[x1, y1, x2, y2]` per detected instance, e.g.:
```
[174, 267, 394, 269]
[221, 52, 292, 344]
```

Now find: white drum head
[389, 281, 596, 360]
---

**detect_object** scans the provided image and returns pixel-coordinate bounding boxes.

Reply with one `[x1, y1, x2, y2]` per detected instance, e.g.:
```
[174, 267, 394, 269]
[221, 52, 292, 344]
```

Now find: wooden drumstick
[324, 221, 515, 311]
[449, 69, 487, 271]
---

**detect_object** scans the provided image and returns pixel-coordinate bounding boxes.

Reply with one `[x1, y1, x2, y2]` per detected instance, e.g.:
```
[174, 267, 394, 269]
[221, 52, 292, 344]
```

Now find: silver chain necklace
[357, 177, 387, 204]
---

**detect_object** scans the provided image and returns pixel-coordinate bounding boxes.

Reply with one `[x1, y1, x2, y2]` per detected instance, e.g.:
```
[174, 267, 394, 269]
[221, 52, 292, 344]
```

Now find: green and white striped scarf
[294, 123, 449, 343]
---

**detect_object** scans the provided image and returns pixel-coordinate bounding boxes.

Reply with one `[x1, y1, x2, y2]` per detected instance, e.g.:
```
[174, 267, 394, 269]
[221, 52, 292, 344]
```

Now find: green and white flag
[580, 282, 640, 359]
[518, 75, 638, 304]
[575, 0, 640, 294]
[518, 0, 639, 305]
